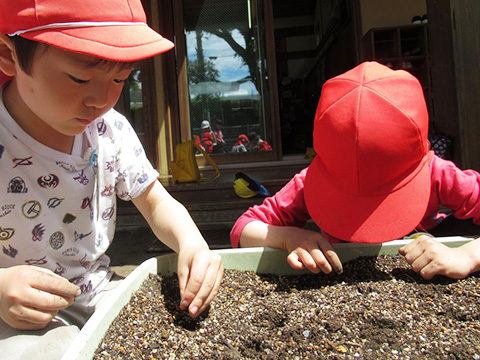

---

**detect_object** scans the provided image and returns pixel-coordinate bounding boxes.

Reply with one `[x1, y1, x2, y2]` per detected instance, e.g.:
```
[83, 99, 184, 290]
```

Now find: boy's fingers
[401, 242, 427, 265]
[32, 267, 81, 299]
[22, 289, 74, 311]
[177, 268, 188, 300]
[287, 252, 305, 270]
[310, 247, 333, 274]
[189, 264, 223, 317]
[294, 247, 322, 274]
[403, 236, 437, 254]
[179, 270, 200, 311]
[199, 266, 223, 314]
[288, 240, 342, 275]
[180, 252, 222, 312]
[409, 254, 430, 274]
[318, 241, 343, 274]
[417, 261, 438, 280]
[11, 305, 58, 327]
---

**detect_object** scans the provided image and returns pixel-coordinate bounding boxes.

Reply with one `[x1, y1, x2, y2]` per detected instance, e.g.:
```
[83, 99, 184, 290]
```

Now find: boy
[0, 0, 223, 358]
[231, 61, 480, 280]
[247, 132, 272, 151]
[232, 134, 249, 153]
[199, 120, 215, 153]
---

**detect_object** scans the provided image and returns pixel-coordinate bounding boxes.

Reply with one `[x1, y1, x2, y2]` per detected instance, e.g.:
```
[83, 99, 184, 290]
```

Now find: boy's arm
[131, 180, 223, 318]
[231, 169, 312, 248]
[232, 168, 342, 274]
[399, 236, 480, 279]
[0, 266, 80, 329]
[240, 221, 343, 274]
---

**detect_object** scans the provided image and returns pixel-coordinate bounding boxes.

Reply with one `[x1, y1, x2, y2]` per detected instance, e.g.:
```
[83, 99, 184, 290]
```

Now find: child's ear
[0, 33, 17, 76]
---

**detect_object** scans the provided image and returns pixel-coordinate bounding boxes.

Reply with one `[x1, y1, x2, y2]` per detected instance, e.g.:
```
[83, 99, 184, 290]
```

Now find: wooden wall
[427, 0, 480, 170]
[359, 0, 427, 34]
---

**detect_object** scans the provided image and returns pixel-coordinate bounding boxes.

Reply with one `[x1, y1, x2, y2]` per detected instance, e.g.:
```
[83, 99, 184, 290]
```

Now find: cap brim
[251, 179, 270, 197]
[23, 25, 174, 61]
[304, 151, 433, 243]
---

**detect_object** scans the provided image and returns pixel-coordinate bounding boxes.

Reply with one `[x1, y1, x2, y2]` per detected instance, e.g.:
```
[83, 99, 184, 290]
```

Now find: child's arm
[0, 266, 80, 329]
[240, 221, 343, 274]
[399, 235, 480, 279]
[132, 180, 223, 318]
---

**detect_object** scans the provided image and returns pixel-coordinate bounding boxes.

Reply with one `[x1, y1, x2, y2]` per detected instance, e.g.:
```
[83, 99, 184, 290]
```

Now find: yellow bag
[171, 140, 220, 183]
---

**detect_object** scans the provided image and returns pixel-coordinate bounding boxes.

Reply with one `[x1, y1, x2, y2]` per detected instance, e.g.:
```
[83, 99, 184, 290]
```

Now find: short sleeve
[98, 111, 159, 201]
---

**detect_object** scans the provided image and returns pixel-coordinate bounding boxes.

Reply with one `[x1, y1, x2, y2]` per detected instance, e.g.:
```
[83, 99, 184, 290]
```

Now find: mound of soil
[95, 255, 480, 359]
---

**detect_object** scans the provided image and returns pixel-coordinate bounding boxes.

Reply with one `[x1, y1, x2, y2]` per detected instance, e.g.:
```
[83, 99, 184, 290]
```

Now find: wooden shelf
[361, 24, 433, 125]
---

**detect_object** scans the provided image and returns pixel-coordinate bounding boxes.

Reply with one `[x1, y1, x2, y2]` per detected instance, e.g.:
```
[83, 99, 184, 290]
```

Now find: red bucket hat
[0, 0, 174, 62]
[236, 134, 249, 144]
[304, 62, 433, 243]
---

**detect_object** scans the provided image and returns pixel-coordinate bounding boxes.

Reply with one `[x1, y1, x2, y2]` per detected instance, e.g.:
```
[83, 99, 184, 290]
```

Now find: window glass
[115, 67, 146, 145]
[183, 0, 273, 155]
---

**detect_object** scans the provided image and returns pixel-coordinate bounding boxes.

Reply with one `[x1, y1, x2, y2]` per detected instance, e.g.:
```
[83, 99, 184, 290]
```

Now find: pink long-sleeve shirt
[230, 155, 480, 247]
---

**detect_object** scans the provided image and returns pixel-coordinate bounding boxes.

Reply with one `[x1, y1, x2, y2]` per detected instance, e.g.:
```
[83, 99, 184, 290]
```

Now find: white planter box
[63, 236, 472, 360]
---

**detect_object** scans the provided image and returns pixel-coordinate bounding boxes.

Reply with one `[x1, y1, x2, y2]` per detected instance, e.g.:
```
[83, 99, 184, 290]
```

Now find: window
[179, 0, 279, 163]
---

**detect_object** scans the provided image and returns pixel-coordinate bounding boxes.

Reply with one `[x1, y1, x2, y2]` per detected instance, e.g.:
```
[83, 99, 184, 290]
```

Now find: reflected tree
[188, 30, 222, 126]
[205, 26, 259, 93]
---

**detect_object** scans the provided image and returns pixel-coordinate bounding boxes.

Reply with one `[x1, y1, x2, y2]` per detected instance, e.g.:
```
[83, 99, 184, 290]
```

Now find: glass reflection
[184, 0, 272, 154]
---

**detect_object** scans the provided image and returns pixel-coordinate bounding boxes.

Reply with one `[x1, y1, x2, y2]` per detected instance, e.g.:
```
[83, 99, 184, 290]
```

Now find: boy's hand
[176, 246, 223, 318]
[239, 222, 343, 275]
[399, 236, 474, 279]
[285, 231, 343, 275]
[131, 181, 223, 318]
[0, 265, 81, 330]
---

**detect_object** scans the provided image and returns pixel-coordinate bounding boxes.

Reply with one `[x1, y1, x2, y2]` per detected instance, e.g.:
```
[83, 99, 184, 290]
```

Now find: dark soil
[94, 255, 480, 359]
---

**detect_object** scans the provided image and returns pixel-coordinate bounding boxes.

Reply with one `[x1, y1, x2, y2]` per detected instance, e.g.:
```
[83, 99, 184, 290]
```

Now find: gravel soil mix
[94, 255, 480, 359]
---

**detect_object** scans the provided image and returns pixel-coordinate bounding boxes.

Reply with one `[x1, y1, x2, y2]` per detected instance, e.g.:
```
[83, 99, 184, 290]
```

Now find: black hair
[10, 35, 137, 75]
[10, 35, 40, 75]
[248, 132, 260, 141]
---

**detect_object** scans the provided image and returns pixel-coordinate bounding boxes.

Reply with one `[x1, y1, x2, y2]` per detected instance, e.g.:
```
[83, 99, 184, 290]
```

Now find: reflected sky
[186, 30, 258, 98]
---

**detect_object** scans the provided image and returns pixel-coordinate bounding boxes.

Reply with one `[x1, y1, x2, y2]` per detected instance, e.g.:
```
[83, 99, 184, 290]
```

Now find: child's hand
[399, 236, 475, 279]
[131, 181, 223, 318]
[285, 230, 343, 275]
[176, 246, 223, 318]
[0, 265, 81, 329]
[239, 222, 343, 275]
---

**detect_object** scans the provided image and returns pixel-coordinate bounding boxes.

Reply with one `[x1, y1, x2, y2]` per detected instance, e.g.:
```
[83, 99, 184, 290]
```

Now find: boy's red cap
[237, 134, 249, 144]
[304, 62, 433, 243]
[0, 0, 174, 62]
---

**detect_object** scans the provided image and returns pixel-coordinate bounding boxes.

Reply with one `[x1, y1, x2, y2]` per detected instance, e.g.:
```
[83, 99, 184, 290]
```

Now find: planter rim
[62, 236, 474, 360]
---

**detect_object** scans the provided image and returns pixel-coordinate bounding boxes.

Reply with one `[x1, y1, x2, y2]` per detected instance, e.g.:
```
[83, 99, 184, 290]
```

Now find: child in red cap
[0, 0, 222, 357]
[199, 120, 215, 153]
[232, 134, 249, 152]
[231, 61, 480, 280]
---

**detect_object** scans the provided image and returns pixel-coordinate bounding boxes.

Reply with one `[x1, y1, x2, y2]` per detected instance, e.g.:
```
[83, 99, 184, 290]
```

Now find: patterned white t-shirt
[0, 86, 159, 306]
